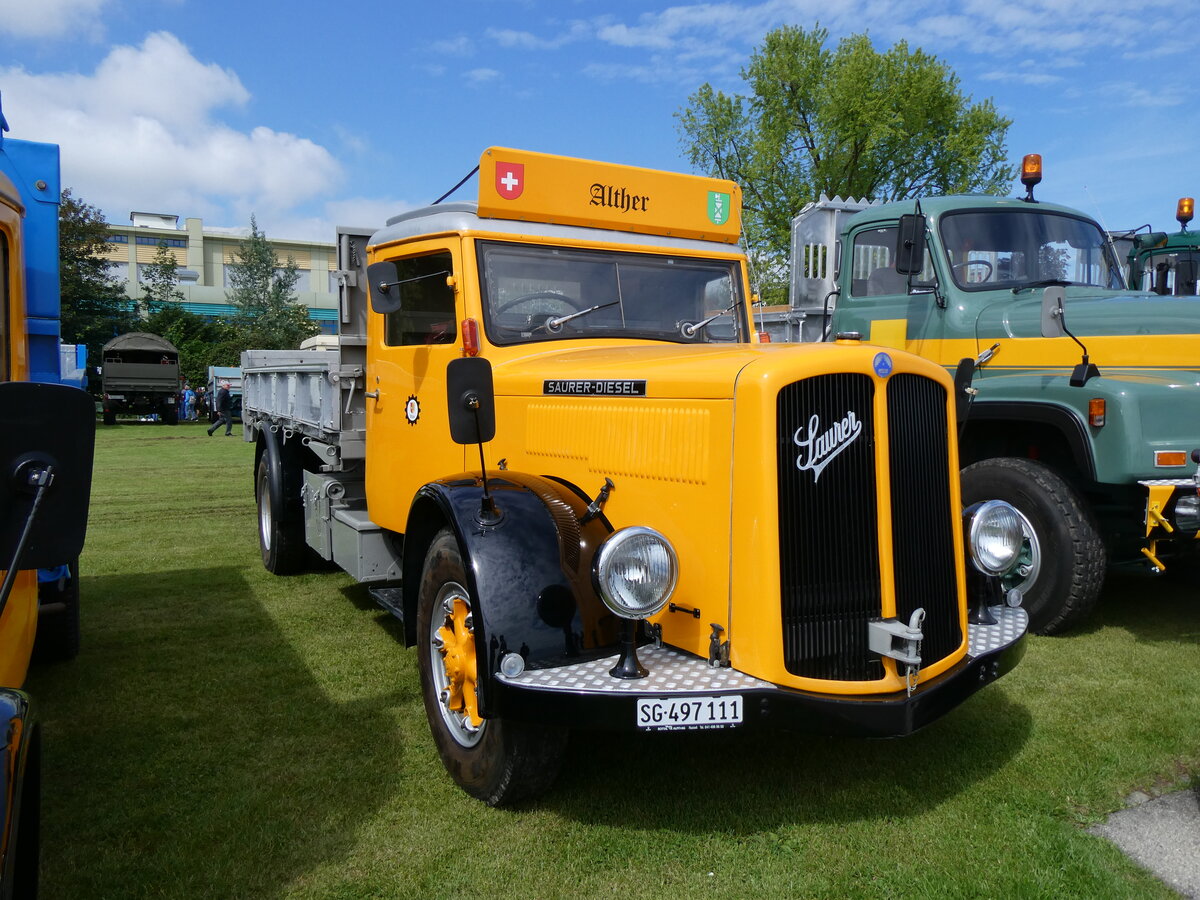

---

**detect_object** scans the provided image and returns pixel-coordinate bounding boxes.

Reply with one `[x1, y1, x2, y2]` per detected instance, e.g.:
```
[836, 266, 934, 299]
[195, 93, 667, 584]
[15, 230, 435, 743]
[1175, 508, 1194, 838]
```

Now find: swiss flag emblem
[495, 162, 524, 199]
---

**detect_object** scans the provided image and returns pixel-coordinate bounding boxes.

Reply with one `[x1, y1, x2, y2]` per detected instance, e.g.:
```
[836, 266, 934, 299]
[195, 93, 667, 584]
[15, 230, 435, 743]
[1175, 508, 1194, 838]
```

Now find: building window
[136, 236, 186, 247]
[107, 234, 129, 244]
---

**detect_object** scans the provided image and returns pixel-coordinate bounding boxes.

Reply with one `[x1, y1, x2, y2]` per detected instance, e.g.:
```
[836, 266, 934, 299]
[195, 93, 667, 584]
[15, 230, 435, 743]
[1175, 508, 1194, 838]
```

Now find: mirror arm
[0, 463, 56, 621]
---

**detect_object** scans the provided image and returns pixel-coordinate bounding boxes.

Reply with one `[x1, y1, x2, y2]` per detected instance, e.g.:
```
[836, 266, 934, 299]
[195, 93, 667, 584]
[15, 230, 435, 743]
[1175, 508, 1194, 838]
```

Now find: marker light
[1177, 197, 1194, 229]
[461, 318, 480, 357]
[1021, 154, 1043, 188]
[593, 526, 678, 619]
[1088, 398, 1106, 427]
[966, 500, 1024, 575]
[1155, 450, 1187, 468]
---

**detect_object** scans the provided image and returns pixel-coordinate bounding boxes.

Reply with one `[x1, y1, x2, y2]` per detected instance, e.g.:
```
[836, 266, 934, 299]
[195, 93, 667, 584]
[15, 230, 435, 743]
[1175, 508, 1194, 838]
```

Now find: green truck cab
[784, 161, 1200, 634]
[1126, 196, 1199, 297]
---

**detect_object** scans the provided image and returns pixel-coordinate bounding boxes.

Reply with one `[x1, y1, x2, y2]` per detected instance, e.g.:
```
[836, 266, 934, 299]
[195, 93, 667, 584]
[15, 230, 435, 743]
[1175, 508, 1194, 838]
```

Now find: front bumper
[492, 607, 1027, 737]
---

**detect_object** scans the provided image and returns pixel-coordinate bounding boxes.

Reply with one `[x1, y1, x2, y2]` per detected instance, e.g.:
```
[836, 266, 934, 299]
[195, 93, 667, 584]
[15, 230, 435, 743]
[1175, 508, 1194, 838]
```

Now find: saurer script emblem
[794, 411, 862, 483]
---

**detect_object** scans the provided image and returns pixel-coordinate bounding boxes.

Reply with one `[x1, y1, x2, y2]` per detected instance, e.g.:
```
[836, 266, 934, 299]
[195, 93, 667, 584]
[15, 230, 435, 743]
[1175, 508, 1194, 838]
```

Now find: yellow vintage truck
[242, 148, 1029, 805]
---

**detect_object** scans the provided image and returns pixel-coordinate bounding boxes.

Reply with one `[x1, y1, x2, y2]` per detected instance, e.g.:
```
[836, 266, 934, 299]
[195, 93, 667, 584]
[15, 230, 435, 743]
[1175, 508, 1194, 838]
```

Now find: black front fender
[404, 473, 621, 715]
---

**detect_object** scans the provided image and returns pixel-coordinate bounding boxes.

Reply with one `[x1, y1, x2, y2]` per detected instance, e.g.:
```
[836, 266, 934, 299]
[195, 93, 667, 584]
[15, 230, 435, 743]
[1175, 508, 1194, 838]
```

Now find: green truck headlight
[593, 526, 678, 619]
[965, 500, 1024, 575]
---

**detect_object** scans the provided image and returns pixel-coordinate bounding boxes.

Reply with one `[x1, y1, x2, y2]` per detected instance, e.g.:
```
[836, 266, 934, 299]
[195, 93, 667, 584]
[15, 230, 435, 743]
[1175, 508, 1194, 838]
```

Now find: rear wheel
[961, 457, 1105, 634]
[103, 408, 116, 426]
[417, 529, 566, 806]
[255, 447, 306, 574]
[34, 560, 80, 662]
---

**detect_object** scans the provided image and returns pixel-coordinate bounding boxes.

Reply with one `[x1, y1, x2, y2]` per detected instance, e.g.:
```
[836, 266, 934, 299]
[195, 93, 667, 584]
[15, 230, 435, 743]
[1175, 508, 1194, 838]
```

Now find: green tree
[676, 25, 1015, 298]
[225, 214, 318, 349]
[143, 305, 238, 390]
[58, 188, 139, 366]
[140, 241, 185, 315]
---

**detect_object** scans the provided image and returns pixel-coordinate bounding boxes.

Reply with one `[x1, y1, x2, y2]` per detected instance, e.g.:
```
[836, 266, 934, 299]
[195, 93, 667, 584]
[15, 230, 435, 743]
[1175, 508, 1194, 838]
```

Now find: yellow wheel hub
[438, 596, 482, 728]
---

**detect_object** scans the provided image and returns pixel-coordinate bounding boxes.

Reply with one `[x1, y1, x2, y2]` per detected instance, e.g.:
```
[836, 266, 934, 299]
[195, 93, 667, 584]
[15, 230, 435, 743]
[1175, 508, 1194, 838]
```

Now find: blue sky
[0, 0, 1194, 243]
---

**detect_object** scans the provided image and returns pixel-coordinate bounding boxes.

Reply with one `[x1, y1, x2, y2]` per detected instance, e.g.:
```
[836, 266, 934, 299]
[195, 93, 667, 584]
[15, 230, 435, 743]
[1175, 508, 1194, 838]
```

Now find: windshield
[939, 210, 1124, 291]
[1139, 249, 1200, 296]
[478, 241, 746, 345]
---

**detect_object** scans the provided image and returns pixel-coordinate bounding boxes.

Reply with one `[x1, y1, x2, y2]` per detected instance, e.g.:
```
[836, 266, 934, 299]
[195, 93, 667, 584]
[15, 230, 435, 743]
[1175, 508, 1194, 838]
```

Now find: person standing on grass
[181, 384, 195, 422]
[207, 381, 234, 436]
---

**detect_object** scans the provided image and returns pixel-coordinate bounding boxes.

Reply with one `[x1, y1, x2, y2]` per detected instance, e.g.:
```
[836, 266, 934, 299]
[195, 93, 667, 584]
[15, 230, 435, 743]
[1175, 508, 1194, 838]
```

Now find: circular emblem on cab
[873, 352, 894, 379]
[405, 395, 420, 425]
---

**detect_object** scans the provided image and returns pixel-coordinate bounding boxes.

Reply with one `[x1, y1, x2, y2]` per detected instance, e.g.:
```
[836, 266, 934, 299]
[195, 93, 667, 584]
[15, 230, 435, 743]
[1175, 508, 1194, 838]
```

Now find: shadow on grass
[547, 686, 1032, 831]
[28, 566, 408, 899]
[1081, 569, 1199, 645]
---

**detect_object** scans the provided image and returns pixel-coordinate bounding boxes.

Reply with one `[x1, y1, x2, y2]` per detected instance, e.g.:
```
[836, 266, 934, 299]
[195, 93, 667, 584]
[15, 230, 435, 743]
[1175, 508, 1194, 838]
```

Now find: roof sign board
[477, 146, 742, 244]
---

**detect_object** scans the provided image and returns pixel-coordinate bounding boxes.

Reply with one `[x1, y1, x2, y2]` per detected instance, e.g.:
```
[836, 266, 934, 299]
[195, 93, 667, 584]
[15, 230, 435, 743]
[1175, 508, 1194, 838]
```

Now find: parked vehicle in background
[241, 147, 1029, 806]
[206, 366, 242, 423]
[100, 332, 180, 425]
[774, 155, 1200, 635]
[0, 98, 96, 898]
[1125, 197, 1199, 296]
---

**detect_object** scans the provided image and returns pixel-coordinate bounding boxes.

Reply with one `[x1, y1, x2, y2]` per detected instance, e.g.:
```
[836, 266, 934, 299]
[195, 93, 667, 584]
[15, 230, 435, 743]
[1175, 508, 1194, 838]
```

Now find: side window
[383, 251, 458, 347]
[849, 227, 905, 297]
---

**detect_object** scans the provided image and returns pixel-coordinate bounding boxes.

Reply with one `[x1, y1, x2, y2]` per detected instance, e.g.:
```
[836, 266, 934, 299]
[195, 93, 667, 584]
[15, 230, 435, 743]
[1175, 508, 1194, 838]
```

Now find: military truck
[1126, 197, 1198, 296]
[101, 331, 181, 424]
[781, 156, 1200, 635]
[242, 147, 1029, 805]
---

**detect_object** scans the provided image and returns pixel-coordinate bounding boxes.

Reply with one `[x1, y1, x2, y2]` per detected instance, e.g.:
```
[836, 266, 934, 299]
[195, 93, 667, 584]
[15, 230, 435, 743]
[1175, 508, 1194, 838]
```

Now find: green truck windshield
[478, 241, 745, 345]
[1138, 249, 1200, 296]
[939, 210, 1124, 291]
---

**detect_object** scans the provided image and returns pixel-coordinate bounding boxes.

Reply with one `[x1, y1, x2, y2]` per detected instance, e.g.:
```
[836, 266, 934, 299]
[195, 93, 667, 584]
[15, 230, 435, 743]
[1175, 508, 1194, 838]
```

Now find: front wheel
[416, 529, 566, 806]
[961, 457, 1105, 635]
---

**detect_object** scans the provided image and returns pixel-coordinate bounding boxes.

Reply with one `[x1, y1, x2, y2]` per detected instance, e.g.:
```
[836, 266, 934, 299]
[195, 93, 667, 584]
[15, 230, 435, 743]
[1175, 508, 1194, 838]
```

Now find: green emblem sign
[707, 191, 731, 225]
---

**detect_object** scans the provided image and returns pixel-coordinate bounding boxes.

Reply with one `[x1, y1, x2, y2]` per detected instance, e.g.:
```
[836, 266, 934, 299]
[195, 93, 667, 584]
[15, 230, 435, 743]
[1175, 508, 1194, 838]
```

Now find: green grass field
[27, 422, 1199, 898]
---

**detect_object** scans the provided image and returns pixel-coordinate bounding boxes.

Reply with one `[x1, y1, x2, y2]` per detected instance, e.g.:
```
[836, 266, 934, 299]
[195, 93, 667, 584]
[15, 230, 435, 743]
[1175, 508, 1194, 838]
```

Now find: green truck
[1125, 196, 1198, 296]
[768, 158, 1200, 634]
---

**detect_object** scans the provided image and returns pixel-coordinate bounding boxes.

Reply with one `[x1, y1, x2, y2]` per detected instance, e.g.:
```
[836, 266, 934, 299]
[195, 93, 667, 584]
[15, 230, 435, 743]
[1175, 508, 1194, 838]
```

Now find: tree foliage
[676, 25, 1015, 287]
[58, 188, 138, 366]
[225, 214, 318, 349]
[140, 241, 185, 315]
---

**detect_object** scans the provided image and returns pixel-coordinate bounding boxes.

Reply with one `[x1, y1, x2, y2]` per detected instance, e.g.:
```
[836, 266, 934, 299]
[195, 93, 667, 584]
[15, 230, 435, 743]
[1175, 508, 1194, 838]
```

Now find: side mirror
[366, 261, 403, 314]
[446, 357, 496, 445]
[0, 382, 95, 568]
[894, 214, 927, 276]
[1040, 285, 1066, 338]
[1133, 232, 1168, 251]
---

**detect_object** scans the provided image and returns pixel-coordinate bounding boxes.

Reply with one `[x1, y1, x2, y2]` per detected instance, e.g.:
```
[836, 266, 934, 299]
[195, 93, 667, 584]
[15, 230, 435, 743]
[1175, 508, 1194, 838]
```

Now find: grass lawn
[27, 422, 1199, 898]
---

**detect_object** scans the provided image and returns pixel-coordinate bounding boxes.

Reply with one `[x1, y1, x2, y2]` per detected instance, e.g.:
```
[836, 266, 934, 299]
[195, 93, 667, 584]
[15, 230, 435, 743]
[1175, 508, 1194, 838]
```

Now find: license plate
[636, 695, 744, 731]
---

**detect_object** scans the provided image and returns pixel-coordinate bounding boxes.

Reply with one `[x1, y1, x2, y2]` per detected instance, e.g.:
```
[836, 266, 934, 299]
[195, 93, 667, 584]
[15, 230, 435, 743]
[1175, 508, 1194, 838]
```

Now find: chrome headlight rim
[966, 499, 1025, 576]
[593, 526, 678, 620]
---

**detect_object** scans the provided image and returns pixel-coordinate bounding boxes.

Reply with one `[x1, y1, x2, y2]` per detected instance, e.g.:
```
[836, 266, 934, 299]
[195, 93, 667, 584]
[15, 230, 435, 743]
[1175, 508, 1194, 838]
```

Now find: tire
[103, 408, 116, 426]
[416, 529, 566, 806]
[34, 560, 81, 662]
[9, 726, 40, 900]
[255, 448, 306, 575]
[961, 457, 1105, 635]
[162, 404, 178, 425]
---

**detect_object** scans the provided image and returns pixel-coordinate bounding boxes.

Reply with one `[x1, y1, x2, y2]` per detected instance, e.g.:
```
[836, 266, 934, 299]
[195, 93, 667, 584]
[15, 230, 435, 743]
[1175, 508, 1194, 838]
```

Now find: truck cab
[1127, 197, 1199, 297]
[243, 147, 1029, 805]
[815, 160, 1200, 634]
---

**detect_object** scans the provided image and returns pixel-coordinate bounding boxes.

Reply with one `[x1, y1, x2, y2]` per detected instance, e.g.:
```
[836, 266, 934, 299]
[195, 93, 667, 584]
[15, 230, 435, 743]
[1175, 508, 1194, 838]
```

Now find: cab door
[365, 240, 466, 531]
[836, 223, 947, 360]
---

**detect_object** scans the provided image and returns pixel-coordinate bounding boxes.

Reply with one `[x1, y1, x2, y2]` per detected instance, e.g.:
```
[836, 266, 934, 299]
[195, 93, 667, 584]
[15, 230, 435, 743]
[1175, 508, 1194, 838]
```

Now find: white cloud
[0, 32, 341, 235]
[0, 0, 109, 39]
[465, 67, 500, 84]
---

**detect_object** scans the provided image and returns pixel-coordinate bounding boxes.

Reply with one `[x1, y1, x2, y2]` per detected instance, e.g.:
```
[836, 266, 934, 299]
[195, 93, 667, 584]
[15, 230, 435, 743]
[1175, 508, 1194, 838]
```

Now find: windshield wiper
[680, 299, 740, 338]
[1013, 279, 1072, 294]
[543, 300, 621, 333]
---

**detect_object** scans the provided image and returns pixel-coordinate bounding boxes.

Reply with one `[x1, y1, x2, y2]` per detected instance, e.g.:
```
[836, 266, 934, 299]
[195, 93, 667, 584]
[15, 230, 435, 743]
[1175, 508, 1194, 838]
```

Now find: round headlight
[593, 526, 678, 619]
[966, 500, 1023, 575]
